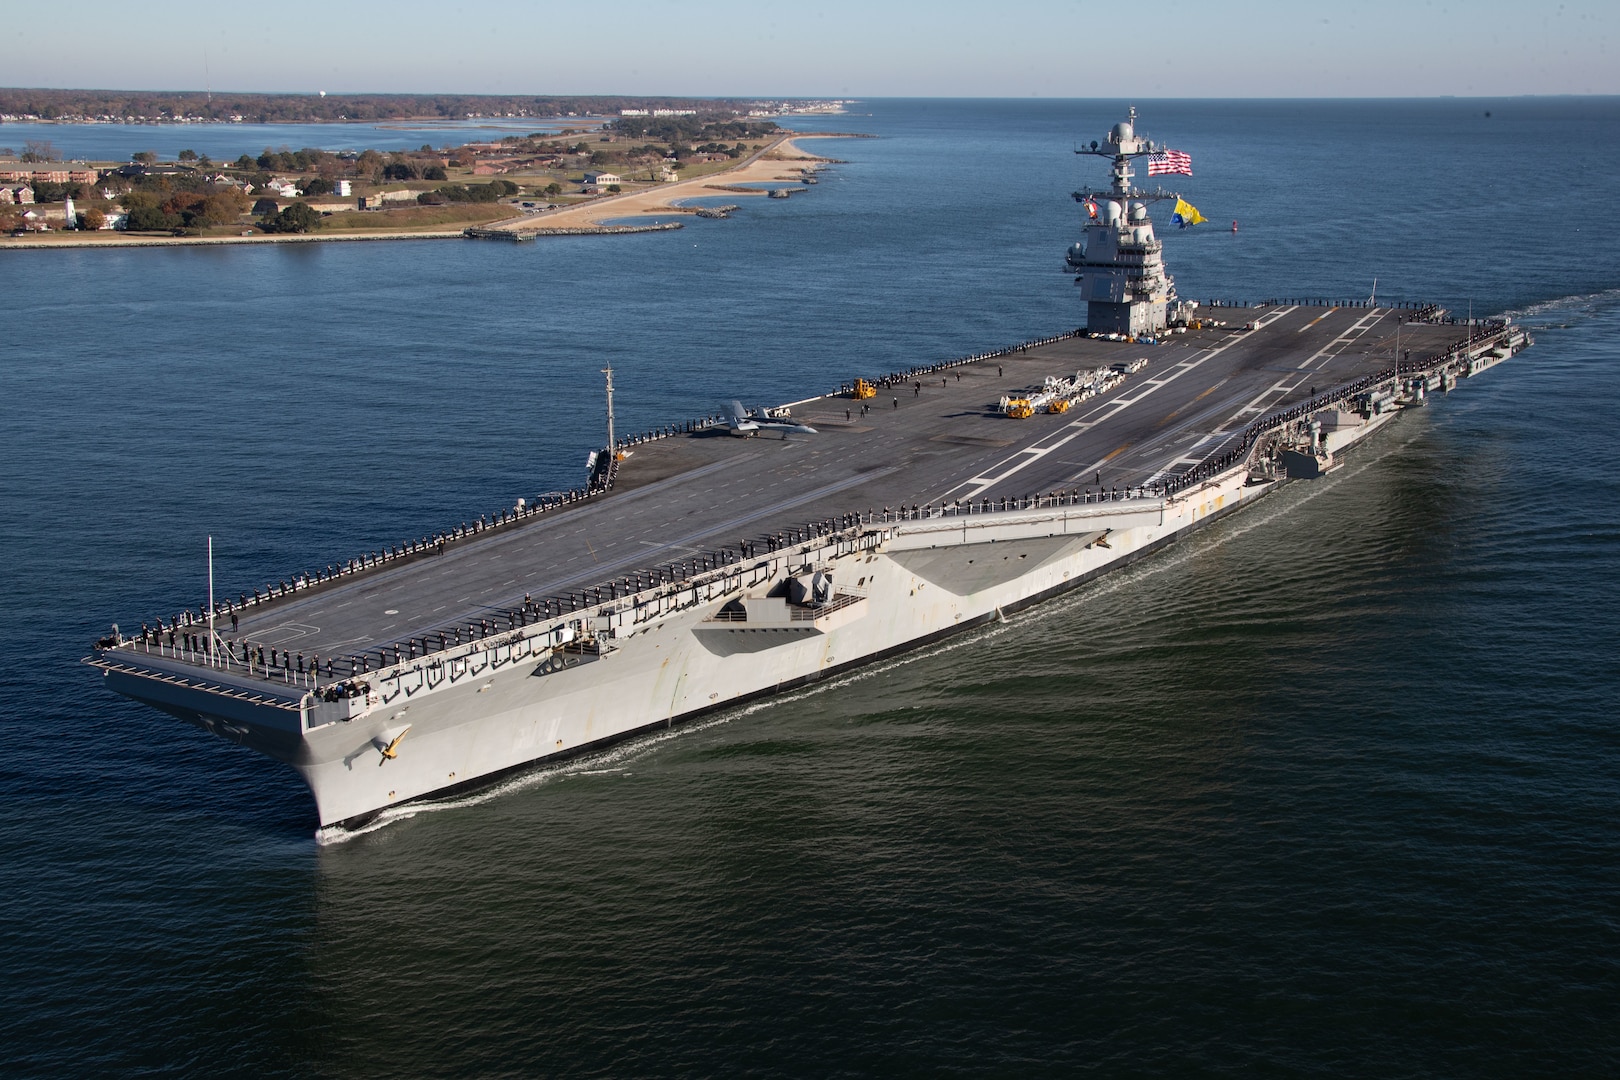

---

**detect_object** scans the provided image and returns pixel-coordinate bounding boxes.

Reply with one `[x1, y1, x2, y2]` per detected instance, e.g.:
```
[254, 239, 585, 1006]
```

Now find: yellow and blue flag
[1171, 198, 1206, 229]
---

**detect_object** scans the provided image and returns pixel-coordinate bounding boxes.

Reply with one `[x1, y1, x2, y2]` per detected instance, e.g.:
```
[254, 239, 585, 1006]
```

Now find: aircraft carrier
[88, 113, 1532, 830]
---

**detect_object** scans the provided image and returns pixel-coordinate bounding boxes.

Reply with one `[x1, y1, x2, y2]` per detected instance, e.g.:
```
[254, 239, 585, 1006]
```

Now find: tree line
[0, 89, 757, 124]
[121, 186, 250, 231]
[607, 117, 777, 143]
[416, 180, 521, 205]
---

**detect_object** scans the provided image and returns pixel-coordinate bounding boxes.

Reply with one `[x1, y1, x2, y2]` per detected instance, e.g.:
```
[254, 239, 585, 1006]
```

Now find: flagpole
[208, 535, 216, 668]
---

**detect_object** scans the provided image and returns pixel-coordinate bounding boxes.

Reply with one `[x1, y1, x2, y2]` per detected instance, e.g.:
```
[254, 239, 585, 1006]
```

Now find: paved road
[224, 306, 1462, 667]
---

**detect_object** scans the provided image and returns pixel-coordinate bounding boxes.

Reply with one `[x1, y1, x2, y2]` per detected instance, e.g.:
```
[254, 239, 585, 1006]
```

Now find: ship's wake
[1500, 286, 1620, 327]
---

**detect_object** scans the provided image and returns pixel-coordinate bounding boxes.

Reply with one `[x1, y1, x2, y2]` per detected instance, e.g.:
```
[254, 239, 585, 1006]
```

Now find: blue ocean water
[2, 98, 1618, 1076]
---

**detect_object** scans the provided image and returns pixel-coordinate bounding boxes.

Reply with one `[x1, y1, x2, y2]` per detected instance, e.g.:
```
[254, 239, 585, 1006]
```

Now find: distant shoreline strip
[0, 230, 469, 251]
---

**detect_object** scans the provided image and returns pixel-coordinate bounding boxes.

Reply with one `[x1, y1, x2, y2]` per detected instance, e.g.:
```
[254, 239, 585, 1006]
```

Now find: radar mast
[1065, 107, 1184, 337]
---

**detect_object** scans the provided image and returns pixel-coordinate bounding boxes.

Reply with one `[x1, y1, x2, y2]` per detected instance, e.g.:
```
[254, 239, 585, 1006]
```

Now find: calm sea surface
[2, 99, 1618, 1077]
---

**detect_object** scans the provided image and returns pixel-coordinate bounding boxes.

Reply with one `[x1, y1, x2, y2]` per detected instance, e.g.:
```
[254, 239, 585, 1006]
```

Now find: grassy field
[316, 203, 517, 231]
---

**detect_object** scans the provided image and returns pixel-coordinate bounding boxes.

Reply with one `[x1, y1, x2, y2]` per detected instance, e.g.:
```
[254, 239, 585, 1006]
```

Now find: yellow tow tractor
[1047, 399, 1071, 414]
[1005, 399, 1035, 419]
[850, 378, 877, 399]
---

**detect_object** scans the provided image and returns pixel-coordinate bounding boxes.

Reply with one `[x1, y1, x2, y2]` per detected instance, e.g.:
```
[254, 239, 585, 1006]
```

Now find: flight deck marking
[1153, 380, 1228, 428]
[1249, 306, 1299, 331]
[934, 311, 1296, 502]
[1199, 308, 1393, 458]
[641, 540, 705, 555]
[1298, 307, 1338, 332]
[1071, 307, 1384, 486]
[256, 622, 321, 645]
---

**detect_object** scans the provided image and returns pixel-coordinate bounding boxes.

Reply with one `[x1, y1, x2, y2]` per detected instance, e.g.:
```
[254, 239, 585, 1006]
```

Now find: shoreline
[0, 132, 856, 251]
[0, 229, 470, 250]
[491, 133, 848, 233]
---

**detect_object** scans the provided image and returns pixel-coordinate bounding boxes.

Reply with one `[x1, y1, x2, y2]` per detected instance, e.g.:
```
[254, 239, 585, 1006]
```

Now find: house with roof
[208, 173, 254, 193]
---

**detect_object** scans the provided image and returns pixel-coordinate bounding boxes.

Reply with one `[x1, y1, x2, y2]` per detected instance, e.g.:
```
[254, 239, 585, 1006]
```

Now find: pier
[462, 227, 528, 241]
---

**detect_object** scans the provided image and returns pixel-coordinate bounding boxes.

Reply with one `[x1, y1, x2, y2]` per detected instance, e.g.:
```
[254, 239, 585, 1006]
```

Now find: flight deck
[206, 304, 1468, 674]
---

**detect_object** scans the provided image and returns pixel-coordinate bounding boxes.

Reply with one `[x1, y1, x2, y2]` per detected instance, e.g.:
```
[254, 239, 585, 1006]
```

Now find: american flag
[1147, 150, 1192, 176]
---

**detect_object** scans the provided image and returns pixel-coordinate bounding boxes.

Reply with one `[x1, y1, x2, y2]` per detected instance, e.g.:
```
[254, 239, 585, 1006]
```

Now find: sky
[2, 0, 1614, 98]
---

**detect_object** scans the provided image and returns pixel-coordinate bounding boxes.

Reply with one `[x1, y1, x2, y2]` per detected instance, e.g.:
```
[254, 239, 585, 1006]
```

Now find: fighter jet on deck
[724, 400, 818, 438]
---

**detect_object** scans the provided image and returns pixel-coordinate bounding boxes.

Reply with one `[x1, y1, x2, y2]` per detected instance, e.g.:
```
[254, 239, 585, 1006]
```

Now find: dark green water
[2, 99, 1617, 1076]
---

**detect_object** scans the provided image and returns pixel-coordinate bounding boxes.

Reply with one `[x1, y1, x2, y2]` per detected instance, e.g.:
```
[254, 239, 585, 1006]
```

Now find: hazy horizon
[2, 0, 1612, 100]
[4, 90, 1620, 102]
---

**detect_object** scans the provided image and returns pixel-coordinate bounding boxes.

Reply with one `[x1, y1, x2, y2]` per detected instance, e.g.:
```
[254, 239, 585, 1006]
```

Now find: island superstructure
[87, 113, 1532, 831]
[1065, 107, 1182, 336]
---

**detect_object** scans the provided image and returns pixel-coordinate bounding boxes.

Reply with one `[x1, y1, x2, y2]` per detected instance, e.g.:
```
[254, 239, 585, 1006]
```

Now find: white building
[583, 171, 622, 187]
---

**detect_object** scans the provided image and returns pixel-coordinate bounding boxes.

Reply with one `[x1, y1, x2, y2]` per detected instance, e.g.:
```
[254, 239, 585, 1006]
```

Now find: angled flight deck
[219, 304, 1457, 668]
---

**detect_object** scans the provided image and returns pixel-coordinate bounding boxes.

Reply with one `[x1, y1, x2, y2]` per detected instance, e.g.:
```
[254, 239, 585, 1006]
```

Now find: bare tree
[21, 139, 60, 163]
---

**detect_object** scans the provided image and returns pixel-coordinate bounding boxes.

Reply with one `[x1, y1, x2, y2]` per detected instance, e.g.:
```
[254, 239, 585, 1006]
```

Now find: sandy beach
[482, 133, 839, 233]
